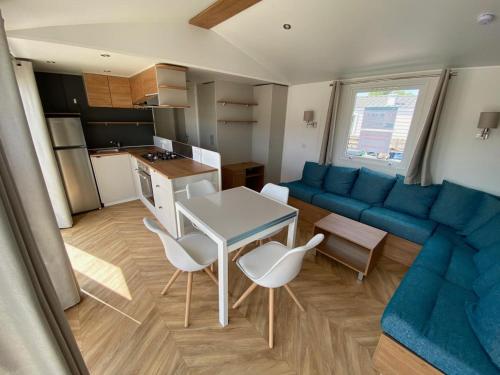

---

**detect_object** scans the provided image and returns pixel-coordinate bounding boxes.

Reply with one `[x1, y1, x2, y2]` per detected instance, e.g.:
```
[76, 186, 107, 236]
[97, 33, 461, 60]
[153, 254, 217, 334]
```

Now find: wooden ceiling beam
[189, 0, 261, 29]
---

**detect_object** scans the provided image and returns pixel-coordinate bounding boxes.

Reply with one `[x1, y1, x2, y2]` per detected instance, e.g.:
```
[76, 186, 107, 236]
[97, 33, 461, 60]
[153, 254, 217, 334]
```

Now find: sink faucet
[109, 140, 122, 148]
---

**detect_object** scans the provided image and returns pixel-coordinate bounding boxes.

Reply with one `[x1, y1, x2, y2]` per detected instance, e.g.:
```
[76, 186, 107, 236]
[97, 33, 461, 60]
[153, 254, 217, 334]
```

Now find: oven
[137, 161, 155, 206]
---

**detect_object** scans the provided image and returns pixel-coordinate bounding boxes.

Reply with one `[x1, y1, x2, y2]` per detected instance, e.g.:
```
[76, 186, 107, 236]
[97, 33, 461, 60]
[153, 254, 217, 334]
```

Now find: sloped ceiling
[3, 0, 500, 84]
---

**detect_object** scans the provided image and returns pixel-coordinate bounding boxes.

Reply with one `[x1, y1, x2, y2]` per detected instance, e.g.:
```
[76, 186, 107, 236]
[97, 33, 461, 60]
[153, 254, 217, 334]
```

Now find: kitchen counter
[89, 146, 217, 179]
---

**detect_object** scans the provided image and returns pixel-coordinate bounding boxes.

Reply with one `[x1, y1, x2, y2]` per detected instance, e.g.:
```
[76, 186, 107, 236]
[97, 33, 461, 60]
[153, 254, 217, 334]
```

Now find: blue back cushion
[466, 284, 500, 369]
[429, 181, 483, 231]
[466, 213, 500, 249]
[301, 161, 328, 188]
[323, 166, 358, 196]
[350, 167, 396, 205]
[473, 242, 500, 273]
[384, 175, 441, 219]
[473, 264, 500, 297]
[461, 194, 500, 236]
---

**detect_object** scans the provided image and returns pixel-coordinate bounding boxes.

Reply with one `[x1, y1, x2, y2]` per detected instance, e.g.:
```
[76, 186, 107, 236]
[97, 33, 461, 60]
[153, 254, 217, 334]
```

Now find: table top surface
[176, 187, 297, 245]
[314, 212, 387, 250]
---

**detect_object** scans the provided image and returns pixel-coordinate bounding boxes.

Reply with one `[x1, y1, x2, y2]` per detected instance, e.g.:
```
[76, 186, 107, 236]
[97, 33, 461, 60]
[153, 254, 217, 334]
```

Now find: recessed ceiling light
[46, 60, 56, 64]
[104, 70, 111, 73]
[100, 53, 111, 58]
[283, 24, 291, 30]
[477, 12, 495, 25]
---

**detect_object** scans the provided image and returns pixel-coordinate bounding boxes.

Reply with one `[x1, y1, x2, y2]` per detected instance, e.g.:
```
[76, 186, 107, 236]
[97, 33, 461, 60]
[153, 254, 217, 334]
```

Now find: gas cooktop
[141, 151, 180, 162]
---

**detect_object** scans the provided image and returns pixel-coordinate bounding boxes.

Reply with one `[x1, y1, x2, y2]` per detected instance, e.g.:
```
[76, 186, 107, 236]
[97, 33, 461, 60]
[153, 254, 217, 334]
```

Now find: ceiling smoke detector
[283, 24, 291, 30]
[100, 53, 111, 58]
[477, 12, 495, 25]
[104, 70, 111, 73]
[46, 60, 56, 64]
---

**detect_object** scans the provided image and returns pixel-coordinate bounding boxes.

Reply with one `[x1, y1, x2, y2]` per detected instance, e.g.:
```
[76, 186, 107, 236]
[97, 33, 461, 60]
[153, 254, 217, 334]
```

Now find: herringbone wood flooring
[62, 200, 407, 375]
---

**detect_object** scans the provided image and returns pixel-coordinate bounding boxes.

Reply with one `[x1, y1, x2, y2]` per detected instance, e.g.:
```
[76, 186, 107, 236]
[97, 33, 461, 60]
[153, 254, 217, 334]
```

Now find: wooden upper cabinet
[83, 73, 112, 107]
[129, 74, 143, 105]
[141, 67, 158, 98]
[108, 76, 133, 108]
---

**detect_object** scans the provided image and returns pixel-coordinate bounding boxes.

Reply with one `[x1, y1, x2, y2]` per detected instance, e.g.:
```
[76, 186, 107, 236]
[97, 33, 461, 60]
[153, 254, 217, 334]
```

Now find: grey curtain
[405, 69, 451, 185]
[319, 81, 341, 164]
[0, 11, 88, 374]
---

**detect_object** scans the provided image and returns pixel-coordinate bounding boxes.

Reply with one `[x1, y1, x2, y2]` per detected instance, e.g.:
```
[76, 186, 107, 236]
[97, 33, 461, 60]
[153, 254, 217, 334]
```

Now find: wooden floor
[62, 200, 408, 375]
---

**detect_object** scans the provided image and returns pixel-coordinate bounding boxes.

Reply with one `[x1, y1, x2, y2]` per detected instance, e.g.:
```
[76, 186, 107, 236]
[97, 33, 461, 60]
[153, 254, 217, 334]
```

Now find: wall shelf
[217, 100, 258, 107]
[217, 119, 257, 124]
[87, 121, 154, 126]
[158, 84, 188, 90]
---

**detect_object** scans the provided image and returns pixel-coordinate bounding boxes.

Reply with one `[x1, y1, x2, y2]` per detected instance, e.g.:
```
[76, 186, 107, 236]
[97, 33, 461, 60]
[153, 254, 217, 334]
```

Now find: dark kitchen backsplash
[35, 72, 155, 148]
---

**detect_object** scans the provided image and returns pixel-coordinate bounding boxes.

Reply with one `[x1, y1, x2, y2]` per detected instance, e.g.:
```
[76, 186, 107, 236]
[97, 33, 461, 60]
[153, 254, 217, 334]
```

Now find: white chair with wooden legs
[231, 183, 289, 262]
[186, 179, 216, 199]
[143, 218, 218, 328]
[232, 233, 324, 348]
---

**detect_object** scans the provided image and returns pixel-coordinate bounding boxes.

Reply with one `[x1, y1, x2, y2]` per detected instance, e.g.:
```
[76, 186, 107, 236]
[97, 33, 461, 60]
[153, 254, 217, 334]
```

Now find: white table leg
[175, 207, 185, 238]
[217, 239, 228, 327]
[287, 216, 298, 248]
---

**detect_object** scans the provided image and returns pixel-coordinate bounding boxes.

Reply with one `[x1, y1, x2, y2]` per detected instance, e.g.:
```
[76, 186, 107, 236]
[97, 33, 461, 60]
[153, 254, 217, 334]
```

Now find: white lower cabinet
[151, 170, 177, 236]
[90, 154, 138, 206]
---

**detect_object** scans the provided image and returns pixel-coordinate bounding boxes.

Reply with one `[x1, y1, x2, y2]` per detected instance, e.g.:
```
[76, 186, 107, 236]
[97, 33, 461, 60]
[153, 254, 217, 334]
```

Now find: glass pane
[346, 89, 420, 162]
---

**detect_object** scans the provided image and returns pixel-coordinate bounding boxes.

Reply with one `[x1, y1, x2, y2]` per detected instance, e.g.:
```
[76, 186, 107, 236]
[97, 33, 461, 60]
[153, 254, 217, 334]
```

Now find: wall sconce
[304, 110, 317, 128]
[477, 112, 499, 140]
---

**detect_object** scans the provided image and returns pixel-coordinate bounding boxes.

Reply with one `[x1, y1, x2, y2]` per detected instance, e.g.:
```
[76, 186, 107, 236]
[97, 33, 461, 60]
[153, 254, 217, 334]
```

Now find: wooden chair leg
[258, 239, 263, 246]
[210, 263, 215, 272]
[184, 272, 193, 328]
[204, 267, 219, 286]
[269, 288, 274, 349]
[232, 283, 258, 309]
[161, 269, 182, 295]
[231, 244, 247, 262]
[284, 284, 305, 312]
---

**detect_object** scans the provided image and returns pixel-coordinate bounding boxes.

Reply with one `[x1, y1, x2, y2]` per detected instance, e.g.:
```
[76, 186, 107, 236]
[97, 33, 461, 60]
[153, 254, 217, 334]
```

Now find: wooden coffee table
[313, 213, 387, 281]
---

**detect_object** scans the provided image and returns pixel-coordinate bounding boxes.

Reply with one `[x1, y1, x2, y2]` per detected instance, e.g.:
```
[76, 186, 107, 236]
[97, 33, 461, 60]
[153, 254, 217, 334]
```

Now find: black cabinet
[35, 72, 88, 114]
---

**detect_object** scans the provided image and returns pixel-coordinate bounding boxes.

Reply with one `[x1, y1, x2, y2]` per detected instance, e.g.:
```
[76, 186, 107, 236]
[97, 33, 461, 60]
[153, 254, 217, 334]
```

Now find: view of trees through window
[346, 89, 420, 162]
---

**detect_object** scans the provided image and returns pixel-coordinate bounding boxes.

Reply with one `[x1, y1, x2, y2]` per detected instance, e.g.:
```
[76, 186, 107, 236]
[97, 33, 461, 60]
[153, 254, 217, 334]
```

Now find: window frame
[334, 77, 439, 173]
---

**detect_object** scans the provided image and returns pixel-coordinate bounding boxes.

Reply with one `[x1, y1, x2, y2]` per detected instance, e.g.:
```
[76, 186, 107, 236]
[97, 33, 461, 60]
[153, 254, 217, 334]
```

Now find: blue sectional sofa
[281, 162, 500, 375]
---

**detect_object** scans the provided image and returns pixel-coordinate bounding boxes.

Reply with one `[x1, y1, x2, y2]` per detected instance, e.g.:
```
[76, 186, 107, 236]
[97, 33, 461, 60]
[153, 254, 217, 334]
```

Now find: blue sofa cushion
[413, 233, 454, 275]
[349, 167, 396, 205]
[473, 264, 500, 297]
[383, 266, 499, 375]
[429, 181, 483, 231]
[301, 161, 328, 188]
[461, 194, 500, 236]
[466, 284, 500, 369]
[466, 213, 500, 249]
[280, 181, 323, 203]
[360, 207, 437, 244]
[433, 224, 467, 246]
[323, 165, 358, 197]
[443, 244, 478, 291]
[312, 193, 370, 221]
[384, 175, 441, 219]
[473, 243, 500, 274]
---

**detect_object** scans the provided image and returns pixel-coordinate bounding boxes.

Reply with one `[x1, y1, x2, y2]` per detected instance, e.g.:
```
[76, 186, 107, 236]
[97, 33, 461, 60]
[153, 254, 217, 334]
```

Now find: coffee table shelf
[313, 213, 387, 280]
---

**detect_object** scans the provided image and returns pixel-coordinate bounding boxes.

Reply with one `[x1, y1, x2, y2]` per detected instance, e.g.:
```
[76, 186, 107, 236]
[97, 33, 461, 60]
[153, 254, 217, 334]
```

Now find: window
[334, 76, 439, 172]
[346, 88, 420, 163]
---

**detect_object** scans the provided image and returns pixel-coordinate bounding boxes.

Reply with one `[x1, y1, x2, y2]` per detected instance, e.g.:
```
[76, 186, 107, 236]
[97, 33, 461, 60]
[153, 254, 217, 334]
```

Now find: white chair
[143, 218, 218, 328]
[186, 179, 216, 199]
[232, 233, 324, 348]
[232, 183, 289, 262]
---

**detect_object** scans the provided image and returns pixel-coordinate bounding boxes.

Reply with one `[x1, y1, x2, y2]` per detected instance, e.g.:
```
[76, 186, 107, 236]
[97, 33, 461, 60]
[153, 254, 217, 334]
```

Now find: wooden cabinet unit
[108, 76, 133, 108]
[83, 73, 112, 107]
[222, 162, 264, 191]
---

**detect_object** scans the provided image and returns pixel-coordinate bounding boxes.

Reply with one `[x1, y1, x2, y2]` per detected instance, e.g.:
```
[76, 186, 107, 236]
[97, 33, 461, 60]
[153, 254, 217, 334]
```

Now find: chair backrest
[261, 183, 289, 204]
[257, 233, 325, 288]
[143, 218, 201, 271]
[186, 179, 216, 199]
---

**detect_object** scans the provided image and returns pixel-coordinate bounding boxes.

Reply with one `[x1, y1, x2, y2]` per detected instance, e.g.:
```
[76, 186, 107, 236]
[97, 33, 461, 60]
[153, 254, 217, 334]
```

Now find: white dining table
[175, 186, 298, 327]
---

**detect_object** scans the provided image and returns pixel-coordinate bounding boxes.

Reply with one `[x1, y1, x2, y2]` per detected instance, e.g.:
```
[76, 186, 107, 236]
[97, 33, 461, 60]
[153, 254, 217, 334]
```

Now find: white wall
[280, 81, 332, 182]
[280, 66, 500, 196]
[430, 66, 500, 196]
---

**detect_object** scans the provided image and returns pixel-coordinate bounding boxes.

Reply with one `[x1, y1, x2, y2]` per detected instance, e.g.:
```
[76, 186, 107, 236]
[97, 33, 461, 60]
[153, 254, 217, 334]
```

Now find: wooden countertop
[89, 147, 217, 180]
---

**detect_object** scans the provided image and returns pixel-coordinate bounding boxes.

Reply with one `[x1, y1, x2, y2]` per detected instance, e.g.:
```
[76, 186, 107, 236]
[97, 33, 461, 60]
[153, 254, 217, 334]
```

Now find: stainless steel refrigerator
[47, 117, 101, 214]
